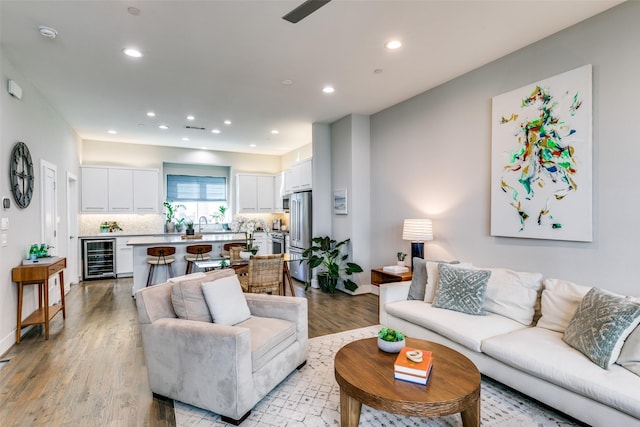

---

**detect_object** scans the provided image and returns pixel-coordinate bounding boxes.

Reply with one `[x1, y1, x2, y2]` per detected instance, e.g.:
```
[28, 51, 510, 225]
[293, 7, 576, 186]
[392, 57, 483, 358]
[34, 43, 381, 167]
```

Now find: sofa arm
[379, 282, 411, 325]
[140, 317, 254, 415]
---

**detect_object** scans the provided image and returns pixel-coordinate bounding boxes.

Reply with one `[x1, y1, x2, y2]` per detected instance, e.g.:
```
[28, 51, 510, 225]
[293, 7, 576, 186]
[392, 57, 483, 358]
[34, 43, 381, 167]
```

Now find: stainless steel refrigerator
[288, 191, 312, 282]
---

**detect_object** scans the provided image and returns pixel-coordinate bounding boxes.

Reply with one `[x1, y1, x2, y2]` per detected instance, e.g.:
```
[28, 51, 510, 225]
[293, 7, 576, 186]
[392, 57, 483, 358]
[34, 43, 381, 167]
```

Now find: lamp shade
[402, 219, 433, 242]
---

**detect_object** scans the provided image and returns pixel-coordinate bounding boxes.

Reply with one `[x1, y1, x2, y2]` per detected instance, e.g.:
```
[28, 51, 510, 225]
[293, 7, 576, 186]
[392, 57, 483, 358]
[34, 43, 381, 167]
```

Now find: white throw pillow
[202, 275, 251, 325]
[424, 261, 472, 303]
[483, 268, 543, 326]
[617, 296, 640, 376]
[168, 272, 206, 283]
[536, 278, 591, 332]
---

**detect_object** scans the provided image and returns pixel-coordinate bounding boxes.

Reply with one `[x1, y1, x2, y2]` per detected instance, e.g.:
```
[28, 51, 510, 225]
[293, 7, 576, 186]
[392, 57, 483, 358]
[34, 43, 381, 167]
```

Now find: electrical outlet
[0, 217, 8, 230]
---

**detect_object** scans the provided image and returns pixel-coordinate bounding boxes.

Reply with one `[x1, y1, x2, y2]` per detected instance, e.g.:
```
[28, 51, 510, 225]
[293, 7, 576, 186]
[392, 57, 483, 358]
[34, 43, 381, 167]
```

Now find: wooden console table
[371, 268, 412, 286]
[12, 257, 67, 343]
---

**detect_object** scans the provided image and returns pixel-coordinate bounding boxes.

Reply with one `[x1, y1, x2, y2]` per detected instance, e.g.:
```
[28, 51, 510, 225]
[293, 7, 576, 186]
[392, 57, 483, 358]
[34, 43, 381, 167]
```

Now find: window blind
[166, 175, 227, 201]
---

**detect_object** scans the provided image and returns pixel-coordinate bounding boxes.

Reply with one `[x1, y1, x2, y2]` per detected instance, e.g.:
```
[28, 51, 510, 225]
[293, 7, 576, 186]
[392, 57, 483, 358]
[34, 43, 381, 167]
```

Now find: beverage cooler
[83, 238, 116, 280]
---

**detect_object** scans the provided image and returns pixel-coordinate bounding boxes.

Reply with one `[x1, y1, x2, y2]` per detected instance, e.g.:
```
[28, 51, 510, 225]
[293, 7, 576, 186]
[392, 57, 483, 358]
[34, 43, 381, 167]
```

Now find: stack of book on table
[394, 347, 433, 385]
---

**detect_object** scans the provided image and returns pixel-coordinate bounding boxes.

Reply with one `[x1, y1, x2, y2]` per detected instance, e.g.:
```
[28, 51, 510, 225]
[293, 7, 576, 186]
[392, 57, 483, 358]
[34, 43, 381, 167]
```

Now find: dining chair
[239, 254, 284, 295]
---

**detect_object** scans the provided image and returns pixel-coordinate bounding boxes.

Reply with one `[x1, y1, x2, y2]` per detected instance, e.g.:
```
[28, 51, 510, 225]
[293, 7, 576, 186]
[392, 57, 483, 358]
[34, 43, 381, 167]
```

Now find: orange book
[394, 347, 433, 377]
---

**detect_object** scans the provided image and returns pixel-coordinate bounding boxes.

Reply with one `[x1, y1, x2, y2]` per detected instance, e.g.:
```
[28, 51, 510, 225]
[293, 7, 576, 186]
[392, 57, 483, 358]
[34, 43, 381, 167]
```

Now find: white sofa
[379, 261, 640, 427]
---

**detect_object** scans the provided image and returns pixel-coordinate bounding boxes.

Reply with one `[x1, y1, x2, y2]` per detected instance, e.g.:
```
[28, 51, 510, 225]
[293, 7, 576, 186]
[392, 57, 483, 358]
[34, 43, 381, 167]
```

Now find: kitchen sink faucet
[198, 216, 208, 232]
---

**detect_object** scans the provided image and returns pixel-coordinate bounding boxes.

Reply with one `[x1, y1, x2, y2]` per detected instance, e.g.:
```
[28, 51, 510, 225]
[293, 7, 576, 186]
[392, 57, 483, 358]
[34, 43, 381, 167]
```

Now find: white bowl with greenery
[377, 327, 405, 353]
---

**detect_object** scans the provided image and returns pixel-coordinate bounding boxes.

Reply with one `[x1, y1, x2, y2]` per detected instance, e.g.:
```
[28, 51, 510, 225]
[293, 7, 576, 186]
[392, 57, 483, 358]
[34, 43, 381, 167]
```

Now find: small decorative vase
[377, 337, 405, 353]
[397, 261, 405, 266]
[186, 228, 195, 236]
[166, 222, 175, 233]
[240, 251, 251, 260]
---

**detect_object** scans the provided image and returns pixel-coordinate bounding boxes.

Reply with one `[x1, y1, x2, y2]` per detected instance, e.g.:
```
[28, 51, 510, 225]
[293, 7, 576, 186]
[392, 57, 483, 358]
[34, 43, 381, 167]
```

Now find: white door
[41, 161, 62, 300]
[67, 172, 80, 284]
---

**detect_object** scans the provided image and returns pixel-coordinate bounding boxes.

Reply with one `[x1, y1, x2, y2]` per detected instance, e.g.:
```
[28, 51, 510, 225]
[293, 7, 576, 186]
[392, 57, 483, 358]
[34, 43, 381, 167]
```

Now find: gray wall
[0, 53, 82, 353]
[370, 1, 640, 296]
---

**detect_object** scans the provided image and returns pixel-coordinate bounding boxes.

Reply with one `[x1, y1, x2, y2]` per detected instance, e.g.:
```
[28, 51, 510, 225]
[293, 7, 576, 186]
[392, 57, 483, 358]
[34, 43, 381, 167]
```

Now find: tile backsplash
[80, 214, 165, 236]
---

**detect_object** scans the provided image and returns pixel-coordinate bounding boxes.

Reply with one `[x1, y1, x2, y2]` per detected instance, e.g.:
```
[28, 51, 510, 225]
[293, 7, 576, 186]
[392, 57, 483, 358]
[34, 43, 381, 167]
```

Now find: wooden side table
[371, 268, 412, 286]
[12, 257, 67, 343]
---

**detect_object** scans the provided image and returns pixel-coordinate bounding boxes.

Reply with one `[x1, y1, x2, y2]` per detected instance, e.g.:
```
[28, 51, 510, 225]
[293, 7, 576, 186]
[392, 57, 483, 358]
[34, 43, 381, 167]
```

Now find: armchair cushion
[235, 316, 297, 371]
[202, 275, 251, 325]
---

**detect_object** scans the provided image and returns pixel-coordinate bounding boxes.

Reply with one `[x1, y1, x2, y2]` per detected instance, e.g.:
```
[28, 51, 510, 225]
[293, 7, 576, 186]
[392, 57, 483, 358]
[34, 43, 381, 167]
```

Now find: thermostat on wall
[7, 79, 22, 100]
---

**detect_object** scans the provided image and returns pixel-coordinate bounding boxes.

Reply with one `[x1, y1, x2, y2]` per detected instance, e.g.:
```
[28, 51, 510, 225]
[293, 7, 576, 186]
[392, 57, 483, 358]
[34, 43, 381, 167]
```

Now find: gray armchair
[135, 279, 308, 425]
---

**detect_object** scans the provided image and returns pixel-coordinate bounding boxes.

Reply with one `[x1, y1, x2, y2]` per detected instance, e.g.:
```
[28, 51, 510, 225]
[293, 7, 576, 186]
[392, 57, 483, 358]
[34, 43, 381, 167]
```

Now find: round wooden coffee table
[334, 337, 480, 427]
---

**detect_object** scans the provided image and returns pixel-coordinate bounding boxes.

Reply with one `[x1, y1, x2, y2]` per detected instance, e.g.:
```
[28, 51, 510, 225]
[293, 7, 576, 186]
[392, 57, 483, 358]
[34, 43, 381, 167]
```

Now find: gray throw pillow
[408, 258, 460, 301]
[432, 264, 491, 315]
[563, 288, 640, 369]
[407, 258, 428, 300]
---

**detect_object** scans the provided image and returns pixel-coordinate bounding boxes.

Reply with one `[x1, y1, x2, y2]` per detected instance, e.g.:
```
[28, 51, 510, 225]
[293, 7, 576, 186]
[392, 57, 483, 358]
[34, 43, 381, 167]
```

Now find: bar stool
[184, 244, 213, 274]
[146, 246, 176, 286]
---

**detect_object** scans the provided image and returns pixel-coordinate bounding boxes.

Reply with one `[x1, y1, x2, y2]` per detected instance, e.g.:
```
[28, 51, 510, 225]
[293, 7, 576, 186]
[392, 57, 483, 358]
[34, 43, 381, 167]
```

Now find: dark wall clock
[10, 141, 34, 209]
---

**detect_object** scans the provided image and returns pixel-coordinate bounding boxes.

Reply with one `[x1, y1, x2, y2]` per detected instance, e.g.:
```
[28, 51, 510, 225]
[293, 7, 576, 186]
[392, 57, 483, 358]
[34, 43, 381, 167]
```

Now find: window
[166, 175, 228, 224]
[166, 175, 226, 201]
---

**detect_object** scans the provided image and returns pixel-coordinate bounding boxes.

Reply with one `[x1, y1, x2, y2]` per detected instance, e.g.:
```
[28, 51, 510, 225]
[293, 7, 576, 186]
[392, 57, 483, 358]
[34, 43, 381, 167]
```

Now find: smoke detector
[38, 26, 58, 39]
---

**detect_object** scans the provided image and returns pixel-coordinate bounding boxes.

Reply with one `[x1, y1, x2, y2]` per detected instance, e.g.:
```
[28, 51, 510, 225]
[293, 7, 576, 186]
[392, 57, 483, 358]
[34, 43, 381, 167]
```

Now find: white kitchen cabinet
[292, 158, 312, 191]
[116, 237, 133, 277]
[237, 174, 259, 213]
[108, 169, 134, 213]
[274, 172, 284, 212]
[133, 169, 159, 213]
[82, 166, 159, 213]
[283, 170, 293, 195]
[236, 174, 274, 213]
[81, 167, 109, 212]
[257, 175, 274, 212]
[285, 159, 312, 194]
[254, 232, 268, 255]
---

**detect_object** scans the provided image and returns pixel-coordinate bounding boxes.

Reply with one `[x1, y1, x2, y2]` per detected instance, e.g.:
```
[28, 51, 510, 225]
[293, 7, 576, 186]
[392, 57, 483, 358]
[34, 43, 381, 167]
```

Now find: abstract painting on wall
[490, 65, 592, 242]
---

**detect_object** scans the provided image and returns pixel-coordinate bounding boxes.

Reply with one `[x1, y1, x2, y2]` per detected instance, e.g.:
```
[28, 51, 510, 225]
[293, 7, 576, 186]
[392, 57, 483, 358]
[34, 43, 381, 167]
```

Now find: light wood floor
[0, 277, 378, 426]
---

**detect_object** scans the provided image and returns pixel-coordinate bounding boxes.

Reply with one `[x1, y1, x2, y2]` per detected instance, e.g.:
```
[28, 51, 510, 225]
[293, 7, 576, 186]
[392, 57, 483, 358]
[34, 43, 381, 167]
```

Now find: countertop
[126, 233, 248, 246]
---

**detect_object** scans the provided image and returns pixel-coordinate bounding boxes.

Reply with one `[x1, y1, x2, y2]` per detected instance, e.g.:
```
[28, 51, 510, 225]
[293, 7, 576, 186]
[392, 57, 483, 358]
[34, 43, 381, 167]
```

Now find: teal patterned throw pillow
[432, 264, 491, 315]
[563, 288, 640, 369]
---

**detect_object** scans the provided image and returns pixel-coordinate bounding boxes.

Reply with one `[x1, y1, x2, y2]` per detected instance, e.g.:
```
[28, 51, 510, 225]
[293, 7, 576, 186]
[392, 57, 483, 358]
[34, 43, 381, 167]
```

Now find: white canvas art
[491, 65, 592, 242]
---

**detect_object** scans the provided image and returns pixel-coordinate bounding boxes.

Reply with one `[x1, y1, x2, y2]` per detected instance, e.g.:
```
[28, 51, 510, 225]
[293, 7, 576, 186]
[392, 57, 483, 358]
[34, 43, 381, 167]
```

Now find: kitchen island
[127, 233, 247, 295]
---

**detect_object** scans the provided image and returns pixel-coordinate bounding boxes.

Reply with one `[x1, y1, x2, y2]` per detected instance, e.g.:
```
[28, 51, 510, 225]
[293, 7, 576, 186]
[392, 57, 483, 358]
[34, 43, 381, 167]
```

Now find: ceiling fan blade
[282, 0, 331, 23]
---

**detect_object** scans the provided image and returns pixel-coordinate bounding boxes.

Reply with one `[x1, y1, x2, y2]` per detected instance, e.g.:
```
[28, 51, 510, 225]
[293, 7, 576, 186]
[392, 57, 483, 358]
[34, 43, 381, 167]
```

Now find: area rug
[175, 325, 580, 426]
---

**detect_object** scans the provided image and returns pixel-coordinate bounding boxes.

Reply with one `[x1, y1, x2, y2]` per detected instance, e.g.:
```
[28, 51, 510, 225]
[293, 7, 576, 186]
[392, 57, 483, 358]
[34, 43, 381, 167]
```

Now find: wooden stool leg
[146, 265, 155, 287]
[185, 261, 193, 275]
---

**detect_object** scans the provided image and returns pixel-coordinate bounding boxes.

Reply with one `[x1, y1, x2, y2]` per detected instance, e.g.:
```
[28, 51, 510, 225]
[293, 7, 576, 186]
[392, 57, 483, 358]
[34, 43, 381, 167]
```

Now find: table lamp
[402, 219, 433, 270]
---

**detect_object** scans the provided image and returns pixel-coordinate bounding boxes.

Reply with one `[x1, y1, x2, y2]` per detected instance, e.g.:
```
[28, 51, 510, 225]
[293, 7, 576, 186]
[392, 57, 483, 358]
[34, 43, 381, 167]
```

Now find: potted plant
[163, 200, 185, 233]
[185, 220, 195, 236]
[211, 205, 227, 224]
[397, 252, 407, 266]
[301, 236, 364, 293]
[377, 327, 406, 353]
[230, 216, 268, 258]
[175, 217, 186, 232]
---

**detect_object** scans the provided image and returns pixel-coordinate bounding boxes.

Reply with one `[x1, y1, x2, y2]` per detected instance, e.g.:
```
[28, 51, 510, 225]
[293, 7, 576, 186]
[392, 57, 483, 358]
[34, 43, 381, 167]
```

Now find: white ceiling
[1, 0, 622, 156]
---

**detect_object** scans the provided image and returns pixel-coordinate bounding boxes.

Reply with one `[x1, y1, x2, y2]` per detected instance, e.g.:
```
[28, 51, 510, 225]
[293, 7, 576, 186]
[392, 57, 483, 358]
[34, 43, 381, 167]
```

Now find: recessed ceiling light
[123, 48, 143, 58]
[373, 68, 383, 74]
[186, 115, 195, 121]
[385, 40, 402, 50]
[127, 6, 141, 16]
[181, 137, 189, 141]
[146, 111, 155, 117]
[322, 86, 335, 94]
[281, 79, 293, 86]
[224, 120, 232, 125]
[211, 129, 221, 134]
[271, 129, 279, 134]
[107, 129, 118, 134]
[158, 124, 169, 130]
[250, 144, 257, 147]
[38, 26, 58, 39]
